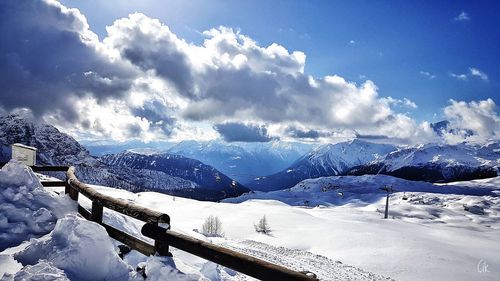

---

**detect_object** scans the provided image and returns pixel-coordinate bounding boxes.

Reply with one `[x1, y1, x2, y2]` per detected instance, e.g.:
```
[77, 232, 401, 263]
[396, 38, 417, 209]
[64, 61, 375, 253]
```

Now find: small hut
[11, 143, 37, 166]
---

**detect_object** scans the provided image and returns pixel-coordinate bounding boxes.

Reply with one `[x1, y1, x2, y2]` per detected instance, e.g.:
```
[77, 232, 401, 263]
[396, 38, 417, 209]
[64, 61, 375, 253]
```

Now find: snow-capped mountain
[81, 139, 175, 156]
[167, 140, 313, 184]
[248, 139, 397, 191]
[100, 150, 250, 200]
[0, 114, 96, 166]
[348, 142, 499, 182]
[0, 114, 245, 200]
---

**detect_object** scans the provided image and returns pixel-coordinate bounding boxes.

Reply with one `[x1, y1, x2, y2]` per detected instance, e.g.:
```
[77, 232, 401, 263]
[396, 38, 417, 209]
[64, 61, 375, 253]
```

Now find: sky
[1, 0, 499, 144]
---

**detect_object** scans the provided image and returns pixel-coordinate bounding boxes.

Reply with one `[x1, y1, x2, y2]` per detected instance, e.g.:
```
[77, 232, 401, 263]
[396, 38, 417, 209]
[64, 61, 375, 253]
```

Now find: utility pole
[380, 186, 394, 219]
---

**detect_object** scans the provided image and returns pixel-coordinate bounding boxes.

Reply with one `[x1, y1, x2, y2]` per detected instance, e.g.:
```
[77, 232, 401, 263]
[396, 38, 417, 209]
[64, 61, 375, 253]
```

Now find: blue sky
[60, 0, 500, 122]
[1, 0, 499, 144]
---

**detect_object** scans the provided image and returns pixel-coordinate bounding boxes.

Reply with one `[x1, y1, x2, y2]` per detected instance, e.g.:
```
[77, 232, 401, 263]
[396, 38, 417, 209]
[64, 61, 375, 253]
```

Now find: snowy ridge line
[65, 165, 319, 281]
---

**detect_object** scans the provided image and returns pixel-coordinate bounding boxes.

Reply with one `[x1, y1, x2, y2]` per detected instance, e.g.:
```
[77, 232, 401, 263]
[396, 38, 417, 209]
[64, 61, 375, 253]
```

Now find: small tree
[254, 215, 271, 234]
[201, 215, 224, 237]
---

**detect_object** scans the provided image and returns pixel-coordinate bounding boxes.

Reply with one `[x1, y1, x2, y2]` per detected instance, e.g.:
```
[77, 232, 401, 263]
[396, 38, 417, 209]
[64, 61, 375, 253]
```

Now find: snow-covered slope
[167, 140, 313, 184]
[3, 161, 500, 281]
[228, 174, 500, 207]
[0, 161, 393, 281]
[100, 150, 250, 201]
[249, 139, 396, 191]
[348, 142, 500, 182]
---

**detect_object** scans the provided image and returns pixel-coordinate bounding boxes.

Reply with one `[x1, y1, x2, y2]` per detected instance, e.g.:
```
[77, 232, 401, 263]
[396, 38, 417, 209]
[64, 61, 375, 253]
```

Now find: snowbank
[0, 160, 74, 251]
[13, 214, 130, 281]
[0, 160, 254, 281]
[5, 261, 70, 281]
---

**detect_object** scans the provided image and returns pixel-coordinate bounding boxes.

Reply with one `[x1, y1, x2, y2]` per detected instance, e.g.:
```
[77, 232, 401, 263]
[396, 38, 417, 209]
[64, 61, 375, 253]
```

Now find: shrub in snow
[14, 214, 129, 281]
[0, 160, 73, 251]
[201, 215, 224, 237]
[254, 215, 272, 234]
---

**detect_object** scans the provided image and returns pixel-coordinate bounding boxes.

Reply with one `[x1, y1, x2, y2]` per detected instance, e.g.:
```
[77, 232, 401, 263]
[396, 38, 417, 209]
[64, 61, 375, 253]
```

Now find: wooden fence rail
[2, 163, 319, 280]
[64, 166, 318, 281]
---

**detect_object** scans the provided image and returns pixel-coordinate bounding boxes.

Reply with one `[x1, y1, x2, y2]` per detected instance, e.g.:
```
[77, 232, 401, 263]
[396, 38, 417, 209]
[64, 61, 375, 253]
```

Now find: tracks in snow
[217, 240, 394, 281]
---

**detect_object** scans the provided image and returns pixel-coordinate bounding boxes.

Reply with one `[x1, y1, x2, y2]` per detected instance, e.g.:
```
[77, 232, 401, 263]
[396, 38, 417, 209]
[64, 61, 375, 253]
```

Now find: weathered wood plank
[67, 167, 169, 224]
[77, 204, 155, 256]
[0, 162, 69, 171]
[142, 224, 318, 281]
[31, 166, 70, 172]
[103, 224, 156, 256]
[41, 181, 66, 187]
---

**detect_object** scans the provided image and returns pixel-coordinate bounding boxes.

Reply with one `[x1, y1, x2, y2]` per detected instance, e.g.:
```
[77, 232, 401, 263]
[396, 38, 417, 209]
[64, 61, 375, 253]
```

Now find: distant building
[11, 143, 37, 166]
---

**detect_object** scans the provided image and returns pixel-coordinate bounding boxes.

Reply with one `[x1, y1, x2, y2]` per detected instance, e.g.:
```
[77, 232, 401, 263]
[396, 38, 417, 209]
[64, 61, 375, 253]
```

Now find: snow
[5, 260, 70, 280]
[14, 214, 130, 281]
[377, 142, 500, 172]
[2, 160, 500, 280]
[0, 161, 74, 251]
[64, 177, 498, 281]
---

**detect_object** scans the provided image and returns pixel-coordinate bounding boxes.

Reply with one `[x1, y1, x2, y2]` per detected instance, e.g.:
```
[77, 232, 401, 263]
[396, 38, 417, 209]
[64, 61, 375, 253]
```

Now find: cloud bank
[213, 122, 274, 142]
[0, 0, 497, 144]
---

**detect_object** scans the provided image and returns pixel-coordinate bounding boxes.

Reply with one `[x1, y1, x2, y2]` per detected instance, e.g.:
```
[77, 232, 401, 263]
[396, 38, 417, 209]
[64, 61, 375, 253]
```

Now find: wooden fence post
[65, 179, 79, 201]
[154, 223, 171, 256]
[64, 179, 71, 196]
[91, 201, 103, 223]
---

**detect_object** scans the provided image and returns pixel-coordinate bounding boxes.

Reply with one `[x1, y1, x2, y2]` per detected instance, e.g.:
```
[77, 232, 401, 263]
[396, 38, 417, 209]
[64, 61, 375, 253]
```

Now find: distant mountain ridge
[100, 151, 249, 200]
[0, 114, 246, 201]
[249, 139, 397, 191]
[0, 114, 96, 166]
[347, 142, 499, 182]
[167, 140, 313, 183]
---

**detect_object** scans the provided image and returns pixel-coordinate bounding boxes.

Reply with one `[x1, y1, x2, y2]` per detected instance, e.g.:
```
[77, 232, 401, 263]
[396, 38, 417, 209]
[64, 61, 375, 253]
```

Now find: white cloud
[349, 40, 356, 45]
[469, 67, 488, 81]
[443, 98, 500, 143]
[384, 97, 418, 109]
[450, 73, 468, 80]
[419, 71, 436, 79]
[454, 11, 470, 21]
[450, 67, 488, 81]
[0, 1, 463, 145]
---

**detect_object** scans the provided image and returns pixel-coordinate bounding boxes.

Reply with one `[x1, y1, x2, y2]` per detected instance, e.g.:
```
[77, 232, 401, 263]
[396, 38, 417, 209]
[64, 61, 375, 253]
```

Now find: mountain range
[0, 114, 248, 201]
[167, 140, 312, 183]
[248, 139, 397, 191]
[347, 142, 499, 182]
[1, 114, 498, 197]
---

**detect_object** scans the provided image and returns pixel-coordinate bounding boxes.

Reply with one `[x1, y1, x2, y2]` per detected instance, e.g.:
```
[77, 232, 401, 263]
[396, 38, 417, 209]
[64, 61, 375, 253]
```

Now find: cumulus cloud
[454, 11, 470, 21]
[384, 97, 418, 109]
[469, 67, 488, 81]
[0, 0, 450, 144]
[450, 73, 468, 80]
[443, 99, 500, 143]
[450, 67, 488, 81]
[213, 122, 275, 142]
[104, 15, 405, 130]
[419, 71, 436, 79]
[0, 0, 136, 122]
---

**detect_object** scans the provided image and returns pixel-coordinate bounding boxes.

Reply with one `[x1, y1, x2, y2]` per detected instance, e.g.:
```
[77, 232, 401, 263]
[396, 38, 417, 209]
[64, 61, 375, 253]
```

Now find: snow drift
[0, 160, 73, 251]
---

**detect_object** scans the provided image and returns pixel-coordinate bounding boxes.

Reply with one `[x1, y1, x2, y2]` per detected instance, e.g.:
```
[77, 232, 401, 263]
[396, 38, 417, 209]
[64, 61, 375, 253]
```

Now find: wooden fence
[23, 164, 318, 281]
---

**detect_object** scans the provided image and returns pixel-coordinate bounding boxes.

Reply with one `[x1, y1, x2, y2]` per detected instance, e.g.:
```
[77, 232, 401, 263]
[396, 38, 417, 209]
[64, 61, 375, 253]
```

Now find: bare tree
[201, 215, 224, 237]
[254, 215, 271, 234]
